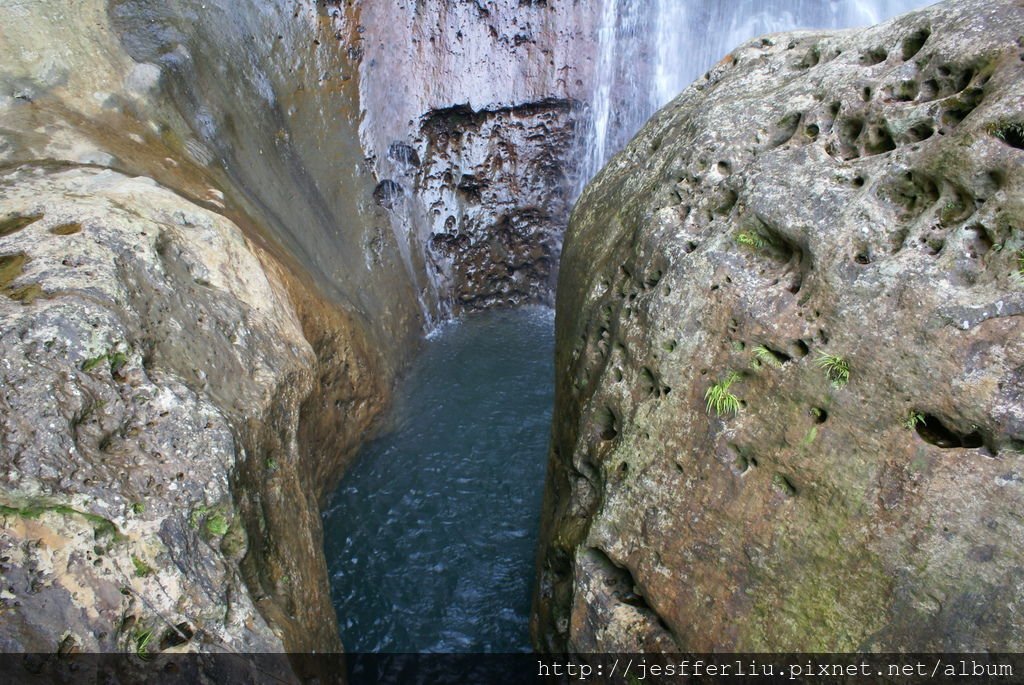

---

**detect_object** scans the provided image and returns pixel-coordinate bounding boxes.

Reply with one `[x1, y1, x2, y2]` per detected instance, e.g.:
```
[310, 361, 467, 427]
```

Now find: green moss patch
[0, 213, 43, 237]
[131, 555, 154, 577]
[0, 253, 27, 289]
[0, 502, 121, 540]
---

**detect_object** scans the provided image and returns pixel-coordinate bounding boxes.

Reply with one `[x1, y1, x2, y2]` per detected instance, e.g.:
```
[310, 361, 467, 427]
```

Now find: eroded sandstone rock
[0, 166, 302, 653]
[0, 0, 391, 663]
[535, 0, 1024, 652]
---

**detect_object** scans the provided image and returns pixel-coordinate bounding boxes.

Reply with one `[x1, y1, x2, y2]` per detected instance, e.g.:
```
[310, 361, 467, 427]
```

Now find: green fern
[816, 352, 850, 388]
[752, 345, 783, 369]
[990, 120, 1024, 143]
[705, 371, 742, 416]
[902, 410, 925, 430]
[735, 231, 768, 249]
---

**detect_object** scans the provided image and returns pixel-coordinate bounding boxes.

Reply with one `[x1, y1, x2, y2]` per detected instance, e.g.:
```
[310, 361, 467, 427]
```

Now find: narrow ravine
[323, 308, 554, 652]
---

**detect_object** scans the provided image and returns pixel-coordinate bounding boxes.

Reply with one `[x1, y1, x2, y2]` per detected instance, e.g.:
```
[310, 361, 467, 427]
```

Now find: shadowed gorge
[1, 0, 1023, 678]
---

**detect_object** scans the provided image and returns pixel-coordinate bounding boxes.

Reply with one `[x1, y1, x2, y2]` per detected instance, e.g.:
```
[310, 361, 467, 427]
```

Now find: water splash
[580, 0, 935, 188]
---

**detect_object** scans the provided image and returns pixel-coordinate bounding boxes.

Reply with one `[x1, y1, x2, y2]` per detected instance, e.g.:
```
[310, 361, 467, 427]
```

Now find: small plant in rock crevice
[816, 352, 850, 388]
[902, 410, 925, 430]
[735, 231, 769, 249]
[134, 628, 154, 661]
[752, 344, 783, 369]
[131, 555, 153, 578]
[705, 371, 742, 416]
[81, 346, 130, 375]
[989, 120, 1024, 147]
[205, 512, 229, 538]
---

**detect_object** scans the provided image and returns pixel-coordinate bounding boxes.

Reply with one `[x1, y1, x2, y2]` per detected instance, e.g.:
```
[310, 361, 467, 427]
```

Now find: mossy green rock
[534, 0, 1024, 652]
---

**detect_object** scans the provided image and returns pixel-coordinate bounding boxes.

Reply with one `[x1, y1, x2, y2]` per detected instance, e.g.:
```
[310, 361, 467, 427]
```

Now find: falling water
[579, 0, 936, 188]
[580, 0, 653, 195]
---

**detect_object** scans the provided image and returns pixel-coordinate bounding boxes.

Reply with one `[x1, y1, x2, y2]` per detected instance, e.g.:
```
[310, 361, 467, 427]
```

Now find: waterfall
[579, 0, 936, 188]
[577, 0, 654, 196]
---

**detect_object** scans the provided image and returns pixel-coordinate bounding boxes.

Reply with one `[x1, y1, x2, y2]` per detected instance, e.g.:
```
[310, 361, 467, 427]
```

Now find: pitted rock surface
[534, 0, 1024, 652]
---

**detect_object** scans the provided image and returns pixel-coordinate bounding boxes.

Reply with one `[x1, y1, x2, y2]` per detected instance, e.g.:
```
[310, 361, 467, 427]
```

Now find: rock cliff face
[0, 0, 402, 658]
[0, 166, 385, 657]
[535, 0, 1024, 652]
[350, 0, 596, 313]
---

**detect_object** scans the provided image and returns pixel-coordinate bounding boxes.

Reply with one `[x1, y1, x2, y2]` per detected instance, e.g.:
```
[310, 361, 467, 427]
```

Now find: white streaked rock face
[350, 0, 600, 314]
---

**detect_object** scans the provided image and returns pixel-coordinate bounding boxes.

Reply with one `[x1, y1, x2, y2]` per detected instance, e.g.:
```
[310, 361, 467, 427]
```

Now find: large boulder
[0, 164, 387, 658]
[0, 0, 392, 661]
[535, 0, 1024, 652]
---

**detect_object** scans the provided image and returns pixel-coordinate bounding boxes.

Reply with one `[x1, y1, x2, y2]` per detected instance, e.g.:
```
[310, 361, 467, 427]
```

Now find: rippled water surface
[323, 308, 554, 652]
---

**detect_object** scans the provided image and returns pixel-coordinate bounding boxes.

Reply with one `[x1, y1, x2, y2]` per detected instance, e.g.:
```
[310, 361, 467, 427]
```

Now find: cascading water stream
[579, 0, 936, 188]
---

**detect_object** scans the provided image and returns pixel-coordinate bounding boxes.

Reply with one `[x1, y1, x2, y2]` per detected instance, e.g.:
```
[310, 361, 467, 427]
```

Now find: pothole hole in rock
[914, 414, 986, 450]
[901, 27, 931, 60]
[597, 405, 620, 440]
[0, 213, 43, 237]
[159, 622, 195, 650]
[990, 121, 1024, 149]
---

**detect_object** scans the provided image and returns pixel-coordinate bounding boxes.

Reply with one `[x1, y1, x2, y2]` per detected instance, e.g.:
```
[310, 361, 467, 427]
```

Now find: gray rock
[0, 165, 303, 653]
[351, 0, 598, 314]
[0, 0, 394, 661]
[535, 0, 1024, 652]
